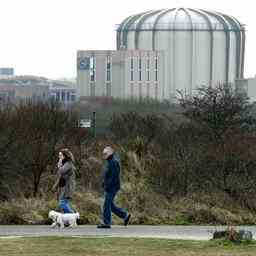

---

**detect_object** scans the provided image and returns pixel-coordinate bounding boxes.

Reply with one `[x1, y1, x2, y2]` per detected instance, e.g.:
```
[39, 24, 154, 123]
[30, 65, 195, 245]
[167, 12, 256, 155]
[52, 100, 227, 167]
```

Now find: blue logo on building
[78, 57, 90, 70]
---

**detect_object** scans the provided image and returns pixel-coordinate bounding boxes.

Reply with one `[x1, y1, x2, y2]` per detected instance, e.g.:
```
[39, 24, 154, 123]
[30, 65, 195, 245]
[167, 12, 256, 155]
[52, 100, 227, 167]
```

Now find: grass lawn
[0, 237, 256, 256]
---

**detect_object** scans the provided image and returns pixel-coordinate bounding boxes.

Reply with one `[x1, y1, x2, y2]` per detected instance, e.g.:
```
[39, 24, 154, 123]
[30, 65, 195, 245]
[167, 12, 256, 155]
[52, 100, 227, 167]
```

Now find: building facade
[77, 50, 164, 100]
[0, 68, 14, 76]
[0, 76, 77, 105]
[50, 86, 76, 104]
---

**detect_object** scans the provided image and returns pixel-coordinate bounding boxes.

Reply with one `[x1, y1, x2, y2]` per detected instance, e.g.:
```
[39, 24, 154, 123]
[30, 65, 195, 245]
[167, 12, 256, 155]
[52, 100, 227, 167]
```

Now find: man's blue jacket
[103, 154, 121, 193]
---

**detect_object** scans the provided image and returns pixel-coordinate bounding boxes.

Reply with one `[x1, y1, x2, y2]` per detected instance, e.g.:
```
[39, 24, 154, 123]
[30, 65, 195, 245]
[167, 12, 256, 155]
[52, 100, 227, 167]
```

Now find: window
[61, 91, 65, 101]
[130, 57, 134, 70]
[90, 56, 96, 82]
[90, 56, 95, 69]
[138, 57, 142, 81]
[131, 71, 134, 81]
[56, 92, 60, 101]
[155, 57, 158, 70]
[130, 57, 134, 81]
[107, 71, 111, 81]
[67, 92, 70, 101]
[154, 56, 158, 82]
[106, 56, 111, 81]
[90, 71, 95, 81]
[146, 58, 150, 81]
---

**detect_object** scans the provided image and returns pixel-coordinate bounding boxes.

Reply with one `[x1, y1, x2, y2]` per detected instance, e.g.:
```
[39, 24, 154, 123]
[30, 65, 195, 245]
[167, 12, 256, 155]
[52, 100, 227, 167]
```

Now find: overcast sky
[0, 0, 255, 79]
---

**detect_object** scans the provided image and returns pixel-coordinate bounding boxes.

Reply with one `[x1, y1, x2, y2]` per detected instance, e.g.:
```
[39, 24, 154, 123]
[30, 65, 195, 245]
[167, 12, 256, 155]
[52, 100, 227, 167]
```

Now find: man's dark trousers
[103, 190, 127, 225]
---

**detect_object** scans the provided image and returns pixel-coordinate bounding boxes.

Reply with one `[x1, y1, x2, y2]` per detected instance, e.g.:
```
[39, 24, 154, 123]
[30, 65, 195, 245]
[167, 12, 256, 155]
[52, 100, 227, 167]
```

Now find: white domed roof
[115, 7, 245, 97]
[117, 8, 244, 32]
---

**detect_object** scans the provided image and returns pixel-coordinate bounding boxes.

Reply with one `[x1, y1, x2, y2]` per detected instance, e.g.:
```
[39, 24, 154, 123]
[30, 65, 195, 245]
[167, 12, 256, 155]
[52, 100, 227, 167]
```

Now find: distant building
[16, 84, 49, 101]
[77, 50, 164, 100]
[0, 85, 15, 102]
[0, 85, 49, 103]
[0, 76, 77, 105]
[77, 8, 245, 101]
[0, 76, 49, 102]
[0, 68, 14, 76]
[50, 80, 77, 105]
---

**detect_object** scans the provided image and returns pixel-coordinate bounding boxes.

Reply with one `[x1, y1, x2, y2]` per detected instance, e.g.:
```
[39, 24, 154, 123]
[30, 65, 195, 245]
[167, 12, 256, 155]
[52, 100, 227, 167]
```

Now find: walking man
[97, 146, 131, 228]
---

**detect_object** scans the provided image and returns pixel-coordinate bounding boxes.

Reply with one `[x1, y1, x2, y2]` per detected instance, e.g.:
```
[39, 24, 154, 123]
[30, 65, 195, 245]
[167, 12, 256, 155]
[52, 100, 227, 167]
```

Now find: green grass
[0, 237, 256, 256]
[173, 215, 192, 225]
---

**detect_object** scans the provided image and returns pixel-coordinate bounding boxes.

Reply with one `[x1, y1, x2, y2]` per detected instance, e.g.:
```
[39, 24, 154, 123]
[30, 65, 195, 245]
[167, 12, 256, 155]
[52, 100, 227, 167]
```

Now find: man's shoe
[124, 214, 131, 226]
[97, 224, 111, 229]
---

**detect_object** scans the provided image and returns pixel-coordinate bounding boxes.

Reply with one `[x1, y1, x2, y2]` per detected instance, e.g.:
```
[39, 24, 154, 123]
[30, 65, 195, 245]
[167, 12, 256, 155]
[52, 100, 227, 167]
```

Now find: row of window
[89, 56, 111, 82]
[53, 91, 76, 102]
[89, 56, 159, 82]
[130, 57, 158, 82]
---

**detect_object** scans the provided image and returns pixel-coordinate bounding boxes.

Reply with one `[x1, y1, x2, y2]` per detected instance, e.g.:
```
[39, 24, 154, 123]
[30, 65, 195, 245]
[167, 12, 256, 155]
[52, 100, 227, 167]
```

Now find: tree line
[1, 84, 256, 212]
[109, 84, 256, 210]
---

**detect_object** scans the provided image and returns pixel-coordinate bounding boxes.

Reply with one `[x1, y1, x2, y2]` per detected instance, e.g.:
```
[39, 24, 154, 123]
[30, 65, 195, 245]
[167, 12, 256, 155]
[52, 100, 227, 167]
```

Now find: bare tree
[178, 84, 256, 195]
[178, 84, 253, 142]
[11, 100, 78, 197]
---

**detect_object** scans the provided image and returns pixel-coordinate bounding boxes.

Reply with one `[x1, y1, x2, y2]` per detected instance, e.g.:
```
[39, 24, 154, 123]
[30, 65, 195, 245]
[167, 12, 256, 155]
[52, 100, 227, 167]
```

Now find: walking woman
[52, 148, 76, 213]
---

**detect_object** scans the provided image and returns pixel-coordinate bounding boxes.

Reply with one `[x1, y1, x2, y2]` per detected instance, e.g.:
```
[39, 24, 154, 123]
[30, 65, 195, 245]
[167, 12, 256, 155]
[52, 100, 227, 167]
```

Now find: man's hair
[103, 146, 114, 157]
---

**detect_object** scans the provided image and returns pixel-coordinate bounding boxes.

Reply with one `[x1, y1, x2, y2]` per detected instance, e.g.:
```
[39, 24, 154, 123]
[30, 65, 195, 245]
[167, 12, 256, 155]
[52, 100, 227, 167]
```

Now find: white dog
[48, 210, 80, 228]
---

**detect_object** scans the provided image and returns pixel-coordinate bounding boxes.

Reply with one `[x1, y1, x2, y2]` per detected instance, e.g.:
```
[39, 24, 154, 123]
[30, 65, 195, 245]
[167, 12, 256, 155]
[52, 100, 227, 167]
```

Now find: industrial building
[77, 8, 245, 101]
[77, 50, 164, 100]
[0, 76, 77, 105]
[0, 68, 14, 76]
[50, 80, 77, 105]
[0, 76, 50, 103]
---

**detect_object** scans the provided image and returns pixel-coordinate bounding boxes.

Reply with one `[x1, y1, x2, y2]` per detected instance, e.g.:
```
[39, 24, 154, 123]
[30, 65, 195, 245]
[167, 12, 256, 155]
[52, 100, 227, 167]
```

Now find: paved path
[0, 225, 256, 240]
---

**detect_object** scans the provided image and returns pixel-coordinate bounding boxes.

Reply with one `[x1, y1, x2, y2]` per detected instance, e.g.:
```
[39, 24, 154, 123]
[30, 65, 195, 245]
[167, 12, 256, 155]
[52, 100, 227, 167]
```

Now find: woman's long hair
[60, 148, 75, 164]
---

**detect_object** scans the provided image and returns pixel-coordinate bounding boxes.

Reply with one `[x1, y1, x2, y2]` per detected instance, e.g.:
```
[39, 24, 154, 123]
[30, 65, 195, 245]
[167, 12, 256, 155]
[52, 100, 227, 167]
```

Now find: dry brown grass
[1, 189, 256, 225]
[1, 148, 256, 225]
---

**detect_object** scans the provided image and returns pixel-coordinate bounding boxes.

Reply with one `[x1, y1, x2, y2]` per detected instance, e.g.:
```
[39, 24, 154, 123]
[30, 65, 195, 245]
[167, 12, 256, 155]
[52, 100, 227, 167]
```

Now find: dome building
[77, 8, 245, 101]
